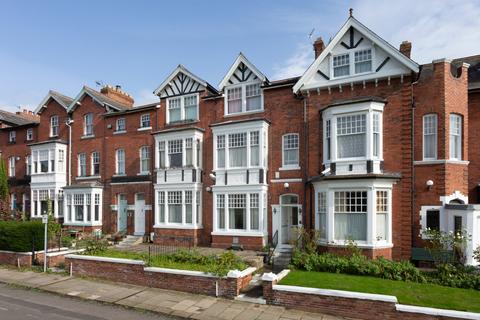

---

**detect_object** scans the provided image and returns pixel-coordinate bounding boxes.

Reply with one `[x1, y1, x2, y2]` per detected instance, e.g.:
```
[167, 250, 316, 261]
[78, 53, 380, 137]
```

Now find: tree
[0, 158, 10, 219]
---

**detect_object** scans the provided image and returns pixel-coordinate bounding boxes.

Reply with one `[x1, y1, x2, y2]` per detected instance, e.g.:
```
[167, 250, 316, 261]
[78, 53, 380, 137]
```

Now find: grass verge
[280, 270, 480, 313]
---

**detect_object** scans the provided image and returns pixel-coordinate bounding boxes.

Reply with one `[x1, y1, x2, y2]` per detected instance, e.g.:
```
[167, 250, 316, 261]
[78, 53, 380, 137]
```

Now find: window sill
[113, 130, 126, 135]
[211, 231, 266, 237]
[224, 109, 264, 118]
[76, 175, 101, 180]
[112, 174, 126, 177]
[279, 166, 301, 171]
[153, 224, 203, 230]
[414, 159, 469, 166]
[137, 172, 151, 176]
[166, 119, 199, 126]
[317, 240, 393, 249]
[81, 135, 95, 140]
[137, 127, 152, 132]
[63, 222, 102, 227]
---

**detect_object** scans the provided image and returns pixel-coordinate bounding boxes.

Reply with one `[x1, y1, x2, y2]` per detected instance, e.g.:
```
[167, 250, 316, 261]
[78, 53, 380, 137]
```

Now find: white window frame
[26, 155, 32, 175]
[166, 93, 199, 124]
[78, 153, 86, 177]
[224, 82, 263, 116]
[449, 114, 462, 160]
[50, 115, 59, 137]
[83, 113, 93, 136]
[26, 128, 33, 141]
[9, 131, 16, 143]
[116, 149, 125, 175]
[91, 151, 100, 176]
[281, 133, 300, 170]
[139, 146, 151, 174]
[154, 189, 202, 228]
[423, 114, 438, 160]
[8, 156, 15, 177]
[139, 113, 151, 129]
[331, 48, 375, 79]
[116, 118, 126, 132]
[154, 130, 203, 170]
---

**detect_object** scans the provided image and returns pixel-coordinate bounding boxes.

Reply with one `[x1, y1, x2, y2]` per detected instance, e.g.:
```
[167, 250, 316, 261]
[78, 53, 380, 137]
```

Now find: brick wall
[65, 255, 254, 298]
[468, 90, 480, 203]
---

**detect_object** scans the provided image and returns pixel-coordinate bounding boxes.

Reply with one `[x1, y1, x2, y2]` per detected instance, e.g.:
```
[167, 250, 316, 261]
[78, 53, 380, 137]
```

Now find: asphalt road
[0, 283, 177, 320]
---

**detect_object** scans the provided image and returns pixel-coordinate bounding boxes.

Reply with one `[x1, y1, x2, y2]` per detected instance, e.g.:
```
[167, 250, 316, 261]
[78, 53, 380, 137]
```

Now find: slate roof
[49, 90, 74, 108]
[81, 86, 132, 111]
[453, 55, 480, 90]
[0, 109, 39, 127]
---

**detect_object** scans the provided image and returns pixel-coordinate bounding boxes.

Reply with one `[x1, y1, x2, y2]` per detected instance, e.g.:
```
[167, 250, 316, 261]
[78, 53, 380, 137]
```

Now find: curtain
[318, 212, 326, 239]
[169, 153, 182, 167]
[186, 148, 193, 166]
[424, 134, 435, 158]
[228, 100, 242, 113]
[168, 204, 182, 223]
[337, 133, 366, 158]
[250, 208, 259, 230]
[334, 212, 366, 241]
[229, 208, 246, 229]
[376, 213, 387, 241]
[229, 147, 247, 167]
[186, 204, 192, 224]
[217, 149, 225, 168]
[355, 61, 372, 73]
[284, 149, 298, 166]
[246, 96, 261, 111]
[217, 208, 225, 229]
[250, 146, 259, 166]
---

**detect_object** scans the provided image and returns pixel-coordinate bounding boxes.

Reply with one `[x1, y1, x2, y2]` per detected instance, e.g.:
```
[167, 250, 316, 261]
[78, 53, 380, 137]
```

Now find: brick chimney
[399, 41, 412, 58]
[100, 85, 134, 107]
[16, 109, 40, 121]
[313, 37, 325, 59]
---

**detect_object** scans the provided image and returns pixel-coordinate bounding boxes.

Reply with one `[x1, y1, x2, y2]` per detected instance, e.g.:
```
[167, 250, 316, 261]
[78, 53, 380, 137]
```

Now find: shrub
[82, 235, 109, 255]
[292, 251, 426, 283]
[427, 264, 480, 290]
[474, 246, 480, 265]
[422, 228, 471, 266]
[0, 220, 45, 252]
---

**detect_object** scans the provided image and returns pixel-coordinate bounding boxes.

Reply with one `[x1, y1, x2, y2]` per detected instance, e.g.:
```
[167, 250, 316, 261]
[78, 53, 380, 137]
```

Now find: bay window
[282, 134, 299, 167]
[423, 114, 437, 160]
[155, 190, 201, 227]
[140, 146, 150, 174]
[168, 139, 183, 167]
[337, 114, 366, 159]
[167, 94, 198, 123]
[449, 114, 462, 160]
[63, 190, 102, 225]
[226, 82, 263, 115]
[168, 191, 182, 223]
[214, 192, 264, 233]
[229, 133, 247, 167]
[334, 191, 367, 241]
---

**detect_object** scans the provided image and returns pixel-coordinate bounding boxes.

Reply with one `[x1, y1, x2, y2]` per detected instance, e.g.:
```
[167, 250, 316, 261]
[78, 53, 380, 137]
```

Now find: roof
[35, 90, 73, 114]
[0, 109, 39, 127]
[103, 102, 159, 117]
[452, 55, 480, 89]
[27, 139, 68, 147]
[293, 16, 419, 93]
[263, 76, 301, 89]
[152, 126, 205, 135]
[210, 117, 270, 128]
[68, 86, 132, 112]
[322, 96, 387, 110]
[218, 53, 268, 90]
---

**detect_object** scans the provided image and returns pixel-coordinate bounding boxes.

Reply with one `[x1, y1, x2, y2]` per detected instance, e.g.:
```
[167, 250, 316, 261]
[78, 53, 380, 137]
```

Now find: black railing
[147, 236, 193, 265]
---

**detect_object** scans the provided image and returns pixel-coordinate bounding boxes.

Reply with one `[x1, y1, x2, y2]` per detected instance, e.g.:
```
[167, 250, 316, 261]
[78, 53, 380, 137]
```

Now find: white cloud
[134, 89, 158, 106]
[271, 0, 480, 79]
[271, 43, 313, 80]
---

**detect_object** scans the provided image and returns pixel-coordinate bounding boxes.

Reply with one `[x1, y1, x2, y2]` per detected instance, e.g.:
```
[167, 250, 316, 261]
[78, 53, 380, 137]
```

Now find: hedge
[0, 220, 45, 252]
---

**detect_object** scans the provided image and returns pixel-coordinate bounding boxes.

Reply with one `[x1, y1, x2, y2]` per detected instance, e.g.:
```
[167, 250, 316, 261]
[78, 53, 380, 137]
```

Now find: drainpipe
[410, 68, 421, 253]
[302, 96, 310, 229]
[65, 118, 73, 186]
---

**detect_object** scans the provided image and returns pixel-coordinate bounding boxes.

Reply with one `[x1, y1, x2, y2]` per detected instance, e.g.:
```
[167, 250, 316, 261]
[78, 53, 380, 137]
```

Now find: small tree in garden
[422, 228, 471, 266]
[292, 227, 320, 254]
[474, 246, 480, 265]
[0, 158, 10, 220]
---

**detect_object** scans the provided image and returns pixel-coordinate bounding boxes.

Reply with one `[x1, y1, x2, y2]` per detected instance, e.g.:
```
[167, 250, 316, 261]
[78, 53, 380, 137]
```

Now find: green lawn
[280, 270, 480, 313]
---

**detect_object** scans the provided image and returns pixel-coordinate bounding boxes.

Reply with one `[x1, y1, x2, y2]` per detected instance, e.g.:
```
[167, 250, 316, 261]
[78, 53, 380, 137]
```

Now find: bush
[82, 235, 109, 255]
[0, 220, 45, 252]
[474, 246, 480, 265]
[427, 264, 480, 290]
[292, 251, 426, 283]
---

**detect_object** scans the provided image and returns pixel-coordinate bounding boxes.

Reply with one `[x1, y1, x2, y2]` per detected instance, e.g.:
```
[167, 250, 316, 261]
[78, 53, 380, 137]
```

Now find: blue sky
[1, 0, 479, 111]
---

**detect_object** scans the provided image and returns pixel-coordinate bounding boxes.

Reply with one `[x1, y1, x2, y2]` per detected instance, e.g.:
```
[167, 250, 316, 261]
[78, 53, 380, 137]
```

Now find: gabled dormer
[154, 65, 218, 124]
[293, 15, 419, 93]
[219, 53, 268, 116]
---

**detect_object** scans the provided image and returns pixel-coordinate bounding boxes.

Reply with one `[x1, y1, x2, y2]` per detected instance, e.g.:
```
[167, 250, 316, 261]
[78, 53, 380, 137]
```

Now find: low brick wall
[65, 254, 255, 299]
[0, 249, 83, 268]
[262, 270, 480, 320]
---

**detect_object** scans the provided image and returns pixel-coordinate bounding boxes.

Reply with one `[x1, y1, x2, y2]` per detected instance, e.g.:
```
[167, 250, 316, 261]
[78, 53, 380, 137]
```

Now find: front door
[134, 193, 146, 235]
[118, 194, 127, 233]
[273, 195, 302, 247]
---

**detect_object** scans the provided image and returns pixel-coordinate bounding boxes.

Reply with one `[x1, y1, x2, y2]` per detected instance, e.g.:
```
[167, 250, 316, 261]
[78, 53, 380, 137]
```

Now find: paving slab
[0, 269, 68, 288]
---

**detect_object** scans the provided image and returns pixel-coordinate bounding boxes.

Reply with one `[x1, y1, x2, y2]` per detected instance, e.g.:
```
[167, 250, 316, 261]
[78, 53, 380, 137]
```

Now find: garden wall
[65, 254, 255, 299]
[0, 249, 83, 268]
[262, 270, 480, 320]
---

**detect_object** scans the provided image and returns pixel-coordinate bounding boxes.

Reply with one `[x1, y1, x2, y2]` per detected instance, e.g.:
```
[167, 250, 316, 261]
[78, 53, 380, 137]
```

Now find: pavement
[0, 267, 343, 320]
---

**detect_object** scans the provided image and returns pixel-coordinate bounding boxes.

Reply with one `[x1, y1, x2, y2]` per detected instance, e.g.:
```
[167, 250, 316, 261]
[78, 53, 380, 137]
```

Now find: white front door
[273, 195, 302, 248]
[134, 193, 146, 235]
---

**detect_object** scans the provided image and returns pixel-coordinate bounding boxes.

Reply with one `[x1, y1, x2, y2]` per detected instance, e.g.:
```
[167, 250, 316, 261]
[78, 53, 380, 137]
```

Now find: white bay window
[215, 130, 264, 170]
[63, 188, 102, 226]
[155, 189, 202, 227]
[337, 114, 366, 159]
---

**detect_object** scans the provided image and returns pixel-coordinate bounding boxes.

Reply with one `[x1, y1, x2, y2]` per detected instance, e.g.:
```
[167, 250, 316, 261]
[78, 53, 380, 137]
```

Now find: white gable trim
[34, 92, 68, 115]
[293, 17, 419, 93]
[219, 53, 267, 90]
[153, 65, 208, 97]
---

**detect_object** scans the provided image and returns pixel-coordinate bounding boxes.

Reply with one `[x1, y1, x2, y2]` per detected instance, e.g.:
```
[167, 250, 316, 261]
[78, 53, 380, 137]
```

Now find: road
[0, 283, 177, 320]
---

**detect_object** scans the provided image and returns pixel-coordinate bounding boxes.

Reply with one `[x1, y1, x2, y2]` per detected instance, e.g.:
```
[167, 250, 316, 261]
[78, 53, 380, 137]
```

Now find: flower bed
[65, 252, 255, 298]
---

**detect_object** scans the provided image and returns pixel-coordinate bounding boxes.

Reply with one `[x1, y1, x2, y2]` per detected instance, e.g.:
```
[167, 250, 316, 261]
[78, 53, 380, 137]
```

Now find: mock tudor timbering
[1, 14, 480, 264]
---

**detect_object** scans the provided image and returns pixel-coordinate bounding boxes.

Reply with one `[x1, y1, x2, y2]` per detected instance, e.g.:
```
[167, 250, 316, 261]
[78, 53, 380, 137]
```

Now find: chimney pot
[400, 41, 412, 58]
[313, 37, 325, 59]
[100, 84, 134, 108]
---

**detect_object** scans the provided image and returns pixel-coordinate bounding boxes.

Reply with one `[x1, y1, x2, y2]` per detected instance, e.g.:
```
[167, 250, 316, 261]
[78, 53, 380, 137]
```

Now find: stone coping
[0, 247, 74, 256]
[46, 249, 84, 257]
[396, 304, 480, 320]
[65, 254, 145, 265]
[272, 284, 398, 303]
[144, 266, 217, 278]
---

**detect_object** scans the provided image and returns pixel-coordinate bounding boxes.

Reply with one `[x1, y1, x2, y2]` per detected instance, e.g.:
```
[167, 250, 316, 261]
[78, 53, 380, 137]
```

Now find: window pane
[317, 192, 327, 239]
[250, 131, 259, 166]
[449, 114, 462, 160]
[333, 54, 350, 77]
[283, 134, 299, 166]
[423, 114, 437, 159]
[185, 138, 193, 166]
[334, 191, 367, 241]
[227, 87, 242, 114]
[228, 133, 247, 167]
[228, 194, 246, 230]
[168, 191, 182, 223]
[168, 139, 183, 167]
[246, 84, 261, 111]
[185, 191, 192, 224]
[217, 135, 225, 168]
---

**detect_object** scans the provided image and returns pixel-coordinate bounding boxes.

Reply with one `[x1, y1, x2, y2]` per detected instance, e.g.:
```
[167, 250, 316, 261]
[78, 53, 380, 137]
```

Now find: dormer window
[333, 54, 350, 77]
[355, 49, 372, 73]
[226, 83, 263, 115]
[167, 94, 198, 123]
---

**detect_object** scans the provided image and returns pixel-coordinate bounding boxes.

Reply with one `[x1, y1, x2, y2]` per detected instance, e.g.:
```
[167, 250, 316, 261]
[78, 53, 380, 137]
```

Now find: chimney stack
[100, 85, 134, 108]
[16, 109, 40, 121]
[399, 41, 412, 58]
[313, 37, 325, 59]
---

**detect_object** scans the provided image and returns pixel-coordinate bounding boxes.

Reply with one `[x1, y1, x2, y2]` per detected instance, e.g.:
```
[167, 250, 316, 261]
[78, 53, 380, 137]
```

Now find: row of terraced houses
[1, 15, 480, 265]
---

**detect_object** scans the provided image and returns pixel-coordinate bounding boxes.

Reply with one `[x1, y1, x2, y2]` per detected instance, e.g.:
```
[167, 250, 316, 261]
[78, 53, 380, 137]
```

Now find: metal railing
[147, 236, 193, 265]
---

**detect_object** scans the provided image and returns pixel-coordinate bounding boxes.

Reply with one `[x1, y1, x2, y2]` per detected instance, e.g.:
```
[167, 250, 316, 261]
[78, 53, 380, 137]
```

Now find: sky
[1, 0, 479, 112]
